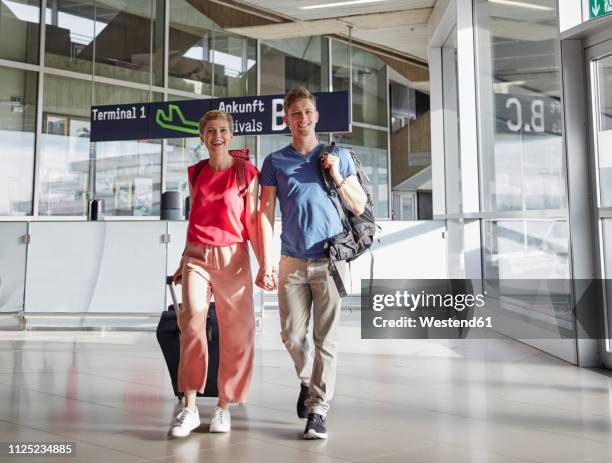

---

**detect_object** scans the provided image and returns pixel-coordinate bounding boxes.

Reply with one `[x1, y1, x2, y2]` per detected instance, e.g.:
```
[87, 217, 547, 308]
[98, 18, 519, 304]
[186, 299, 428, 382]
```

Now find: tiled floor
[1, 311, 612, 462]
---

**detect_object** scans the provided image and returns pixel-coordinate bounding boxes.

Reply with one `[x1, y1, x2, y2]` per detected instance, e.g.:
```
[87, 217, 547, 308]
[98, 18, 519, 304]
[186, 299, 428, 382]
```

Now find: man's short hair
[283, 86, 317, 115]
[198, 110, 234, 135]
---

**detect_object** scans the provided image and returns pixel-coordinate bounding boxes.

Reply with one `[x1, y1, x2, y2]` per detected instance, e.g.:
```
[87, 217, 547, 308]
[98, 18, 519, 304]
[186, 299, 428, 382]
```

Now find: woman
[168, 110, 261, 438]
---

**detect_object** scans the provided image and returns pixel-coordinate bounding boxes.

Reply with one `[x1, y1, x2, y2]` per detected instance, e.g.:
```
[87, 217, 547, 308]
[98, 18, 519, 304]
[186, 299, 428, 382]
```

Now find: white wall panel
[0, 222, 28, 312]
[13, 219, 447, 318]
[25, 222, 167, 313]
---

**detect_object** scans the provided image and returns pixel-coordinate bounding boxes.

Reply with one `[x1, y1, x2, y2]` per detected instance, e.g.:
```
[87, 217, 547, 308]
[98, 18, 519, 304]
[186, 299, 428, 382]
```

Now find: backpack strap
[319, 142, 351, 232]
[228, 148, 249, 196]
[190, 159, 207, 188]
[319, 142, 339, 195]
[234, 157, 248, 197]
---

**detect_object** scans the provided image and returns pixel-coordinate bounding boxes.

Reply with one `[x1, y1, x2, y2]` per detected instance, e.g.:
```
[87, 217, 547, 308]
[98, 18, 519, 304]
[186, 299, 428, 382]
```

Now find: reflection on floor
[1, 311, 612, 463]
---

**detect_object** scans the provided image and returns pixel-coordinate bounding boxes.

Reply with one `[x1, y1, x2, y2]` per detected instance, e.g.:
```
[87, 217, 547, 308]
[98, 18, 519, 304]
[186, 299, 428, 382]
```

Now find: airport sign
[90, 91, 350, 142]
[590, 0, 612, 19]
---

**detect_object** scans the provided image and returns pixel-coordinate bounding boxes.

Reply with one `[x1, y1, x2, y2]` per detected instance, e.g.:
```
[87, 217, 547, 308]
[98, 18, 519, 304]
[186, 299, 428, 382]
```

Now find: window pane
[332, 40, 388, 127]
[45, 0, 94, 74]
[94, 0, 164, 86]
[166, 136, 202, 206]
[483, 220, 569, 279]
[598, 55, 612, 132]
[39, 75, 92, 216]
[595, 55, 612, 207]
[213, 32, 257, 97]
[45, 1, 163, 84]
[261, 37, 323, 95]
[475, 0, 564, 212]
[0, 0, 40, 64]
[600, 220, 612, 339]
[334, 126, 389, 218]
[93, 84, 162, 216]
[483, 219, 573, 338]
[39, 77, 161, 216]
[168, 0, 215, 95]
[0, 66, 37, 215]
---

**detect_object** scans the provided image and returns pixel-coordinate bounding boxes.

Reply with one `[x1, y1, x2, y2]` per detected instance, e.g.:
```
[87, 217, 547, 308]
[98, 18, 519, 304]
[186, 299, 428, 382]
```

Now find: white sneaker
[168, 407, 201, 438]
[209, 407, 231, 433]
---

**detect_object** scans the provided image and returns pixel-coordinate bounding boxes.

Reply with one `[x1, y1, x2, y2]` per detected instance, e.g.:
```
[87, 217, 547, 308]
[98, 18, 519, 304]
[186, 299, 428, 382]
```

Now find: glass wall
[474, 0, 567, 277]
[596, 55, 612, 206]
[332, 39, 387, 127]
[0, 3, 394, 218]
[168, 0, 214, 95]
[471, 0, 571, 344]
[93, 0, 164, 85]
[39, 78, 163, 217]
[0, 0, 40, 64]
[261, 37, 324, 95]
[475, 0, 564, 213]
[0, 66, 37, 215]
[38, 75, 91, 216]
[482, 219, 573, 337]
[92, 85, 162, 216]
[45, 0, 163, 84]
[45, 0, 95, 74]
[168, 0, 255, 97]
[213, 32, 257, 98]
[331, 39, 389, 217]
[483, 220, 570, 279]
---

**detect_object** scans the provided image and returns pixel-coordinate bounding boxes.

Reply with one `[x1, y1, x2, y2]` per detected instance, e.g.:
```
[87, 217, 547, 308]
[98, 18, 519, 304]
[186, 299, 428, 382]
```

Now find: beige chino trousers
[278, 255, 345, 416]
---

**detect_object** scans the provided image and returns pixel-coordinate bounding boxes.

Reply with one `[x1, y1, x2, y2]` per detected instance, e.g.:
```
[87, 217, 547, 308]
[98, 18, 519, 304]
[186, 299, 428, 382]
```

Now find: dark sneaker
[297, 383, 309, 419]
[304, 413, 327, 439]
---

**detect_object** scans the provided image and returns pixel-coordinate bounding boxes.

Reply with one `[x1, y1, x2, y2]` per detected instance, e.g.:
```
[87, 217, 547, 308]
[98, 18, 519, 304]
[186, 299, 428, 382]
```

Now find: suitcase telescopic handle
[166, 275, 180, 312]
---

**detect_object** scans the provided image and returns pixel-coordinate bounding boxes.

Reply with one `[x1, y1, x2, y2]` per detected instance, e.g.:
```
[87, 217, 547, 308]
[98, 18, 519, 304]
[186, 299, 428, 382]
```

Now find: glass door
[587, 41, 612, 368]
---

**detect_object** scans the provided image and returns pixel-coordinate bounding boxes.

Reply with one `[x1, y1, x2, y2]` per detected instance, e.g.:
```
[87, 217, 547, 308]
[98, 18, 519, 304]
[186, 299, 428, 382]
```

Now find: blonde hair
[283, 86, 317, 114]
[198, 110, 234, 135]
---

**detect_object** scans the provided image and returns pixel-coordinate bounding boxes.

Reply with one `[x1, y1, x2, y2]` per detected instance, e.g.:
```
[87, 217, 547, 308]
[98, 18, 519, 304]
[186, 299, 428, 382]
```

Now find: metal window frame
[32, 0, 47, 217]
[582, 39, 612, 368]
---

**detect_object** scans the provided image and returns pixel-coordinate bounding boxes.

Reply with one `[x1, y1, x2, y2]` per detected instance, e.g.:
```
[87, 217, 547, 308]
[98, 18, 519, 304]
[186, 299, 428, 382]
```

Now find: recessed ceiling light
[489, 0, 554, 12]
[300, 0, 385, 10]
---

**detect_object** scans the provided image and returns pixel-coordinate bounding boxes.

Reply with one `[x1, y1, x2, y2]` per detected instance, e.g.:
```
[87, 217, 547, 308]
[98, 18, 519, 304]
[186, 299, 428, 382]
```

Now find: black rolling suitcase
[156, 276, 219, 398]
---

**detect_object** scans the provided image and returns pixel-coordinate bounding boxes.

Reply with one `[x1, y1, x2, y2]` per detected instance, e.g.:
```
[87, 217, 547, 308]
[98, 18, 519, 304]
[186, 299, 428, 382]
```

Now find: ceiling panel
[353, 24, 429, 60]
[227, 20, 348, 38]
[231, 0, 434, 63]
[240, 0, 434, 21]
[226, 8, 432, 38]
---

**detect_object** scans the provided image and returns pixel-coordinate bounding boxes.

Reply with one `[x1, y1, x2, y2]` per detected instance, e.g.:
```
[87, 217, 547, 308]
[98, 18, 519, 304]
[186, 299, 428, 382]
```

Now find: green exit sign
[591, 0, 612, 18]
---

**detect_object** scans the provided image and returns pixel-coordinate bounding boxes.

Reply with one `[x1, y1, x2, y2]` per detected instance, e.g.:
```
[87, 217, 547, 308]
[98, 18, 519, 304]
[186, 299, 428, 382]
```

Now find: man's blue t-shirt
[260, 142, 356, 259]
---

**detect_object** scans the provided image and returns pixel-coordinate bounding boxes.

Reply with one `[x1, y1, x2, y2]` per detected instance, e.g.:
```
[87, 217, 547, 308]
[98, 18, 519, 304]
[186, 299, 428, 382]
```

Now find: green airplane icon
[155, 104, 200, 135]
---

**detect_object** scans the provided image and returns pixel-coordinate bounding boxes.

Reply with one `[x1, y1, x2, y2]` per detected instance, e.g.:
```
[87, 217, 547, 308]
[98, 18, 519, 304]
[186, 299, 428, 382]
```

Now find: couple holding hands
[168, 86, 367, 440]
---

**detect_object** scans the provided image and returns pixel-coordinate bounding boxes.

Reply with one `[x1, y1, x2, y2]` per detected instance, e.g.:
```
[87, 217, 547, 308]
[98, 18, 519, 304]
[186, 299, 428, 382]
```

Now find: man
[257, 86, 366, 439]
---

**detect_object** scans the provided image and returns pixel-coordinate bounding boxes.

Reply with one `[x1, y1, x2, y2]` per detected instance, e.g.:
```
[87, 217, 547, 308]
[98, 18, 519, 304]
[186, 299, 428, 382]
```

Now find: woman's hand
[256, 265, 277, 291]
[172, 266, 183, 285]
